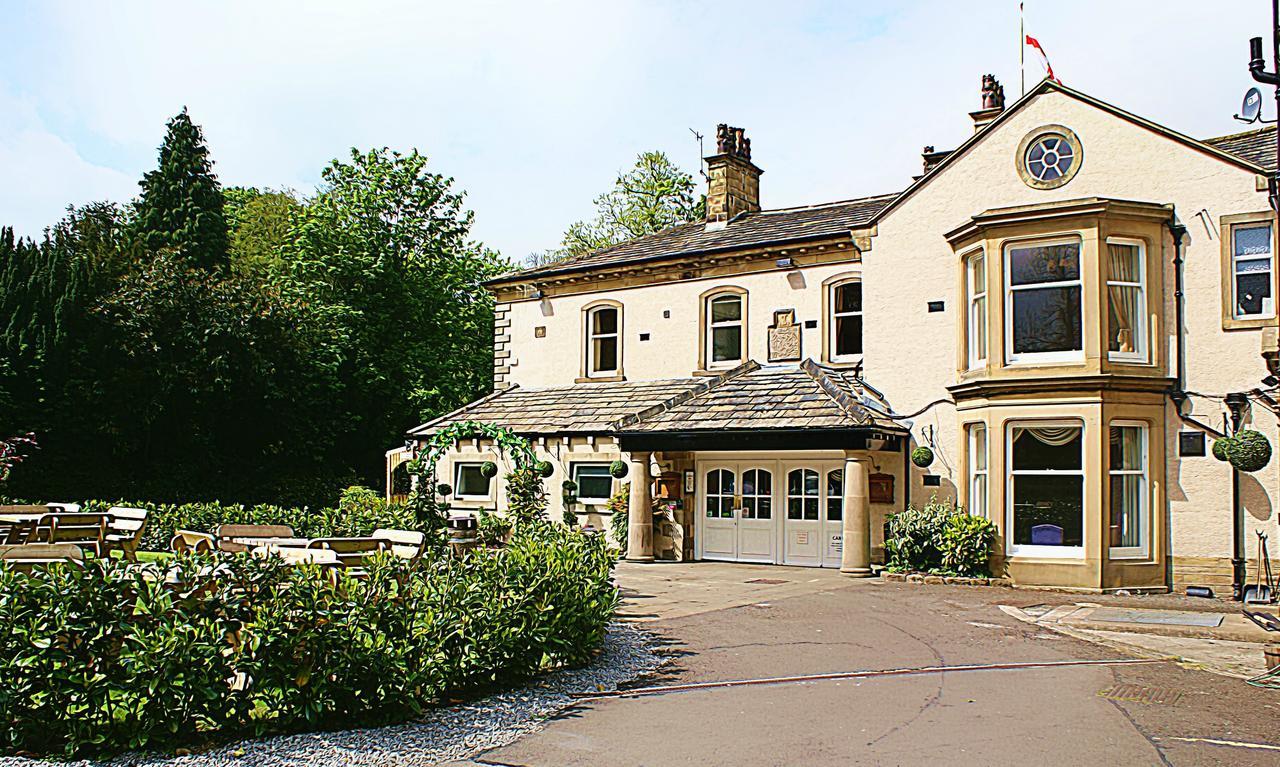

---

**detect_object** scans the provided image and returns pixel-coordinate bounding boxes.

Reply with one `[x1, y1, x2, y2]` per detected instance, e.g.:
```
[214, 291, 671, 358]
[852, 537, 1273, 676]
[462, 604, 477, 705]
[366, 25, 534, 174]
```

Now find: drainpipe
[1167, 222, 1189, 408]
[1226, 392, 1250, 600]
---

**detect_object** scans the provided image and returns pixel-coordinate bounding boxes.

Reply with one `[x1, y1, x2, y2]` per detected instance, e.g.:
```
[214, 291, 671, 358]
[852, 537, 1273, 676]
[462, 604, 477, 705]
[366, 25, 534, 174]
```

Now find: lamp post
[1226, 392, 1250, 600]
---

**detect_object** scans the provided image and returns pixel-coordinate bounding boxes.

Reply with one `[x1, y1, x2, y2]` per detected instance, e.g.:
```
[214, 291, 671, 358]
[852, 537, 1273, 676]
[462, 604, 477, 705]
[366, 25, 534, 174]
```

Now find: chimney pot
[970, 74, 1006, 132]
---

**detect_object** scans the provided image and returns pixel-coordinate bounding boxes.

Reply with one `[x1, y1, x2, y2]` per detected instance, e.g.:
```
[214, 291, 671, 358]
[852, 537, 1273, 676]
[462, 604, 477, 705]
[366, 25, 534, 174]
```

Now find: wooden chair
[38, 513, 109, 557]
[372, 528, 426, 559]
[306, 537, 388, 573]
[105, 506, 149, 561]
[170, 529, 216, 554]
[0, 543, 85, 572]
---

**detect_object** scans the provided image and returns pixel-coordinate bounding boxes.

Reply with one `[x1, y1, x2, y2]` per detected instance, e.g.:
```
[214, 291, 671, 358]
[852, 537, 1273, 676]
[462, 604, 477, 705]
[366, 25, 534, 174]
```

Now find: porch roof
[407, 360, 905, 439]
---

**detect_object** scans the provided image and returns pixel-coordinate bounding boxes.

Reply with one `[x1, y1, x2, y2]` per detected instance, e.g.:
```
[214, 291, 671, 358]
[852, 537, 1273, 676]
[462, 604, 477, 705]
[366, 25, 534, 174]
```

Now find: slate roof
[493, 193, 899, 284]
[408, 360, 904, 437]
[1204, 126, 1277, 171]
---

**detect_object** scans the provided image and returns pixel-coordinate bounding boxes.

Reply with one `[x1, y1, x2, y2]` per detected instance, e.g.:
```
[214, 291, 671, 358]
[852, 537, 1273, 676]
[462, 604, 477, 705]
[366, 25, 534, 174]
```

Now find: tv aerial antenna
[1234, 86, 1275, 124]
[690, 128, 708, 181]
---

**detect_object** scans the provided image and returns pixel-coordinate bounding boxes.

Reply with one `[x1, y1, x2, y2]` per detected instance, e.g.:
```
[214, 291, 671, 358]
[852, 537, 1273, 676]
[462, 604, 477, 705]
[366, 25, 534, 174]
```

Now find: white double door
[698, 459, 846, 567]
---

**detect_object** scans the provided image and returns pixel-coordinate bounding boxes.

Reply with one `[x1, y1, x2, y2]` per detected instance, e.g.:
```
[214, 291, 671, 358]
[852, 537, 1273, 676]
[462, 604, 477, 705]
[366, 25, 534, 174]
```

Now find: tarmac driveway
[475, 563, 1280, 767]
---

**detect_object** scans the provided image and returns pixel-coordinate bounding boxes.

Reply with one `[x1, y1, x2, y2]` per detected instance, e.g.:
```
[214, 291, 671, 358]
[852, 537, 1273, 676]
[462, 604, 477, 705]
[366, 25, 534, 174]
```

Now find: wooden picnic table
[1, 508, 55, 545]
[227, 536, 312, 548]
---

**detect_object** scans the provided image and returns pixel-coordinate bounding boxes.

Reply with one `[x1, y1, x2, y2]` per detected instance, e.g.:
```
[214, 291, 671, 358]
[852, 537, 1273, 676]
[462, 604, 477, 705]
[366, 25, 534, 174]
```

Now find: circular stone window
[1017, 125, 1082, 189]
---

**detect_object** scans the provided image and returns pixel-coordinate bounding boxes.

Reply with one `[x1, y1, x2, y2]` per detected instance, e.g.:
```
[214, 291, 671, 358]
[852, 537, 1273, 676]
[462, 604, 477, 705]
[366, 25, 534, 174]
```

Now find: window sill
[575, 375, 626, 383]
[1222, 316, 1275, 331]
[692, 367, 741, 377]
[1007, 547, 1086, 560]
[823, 357, 863, 368]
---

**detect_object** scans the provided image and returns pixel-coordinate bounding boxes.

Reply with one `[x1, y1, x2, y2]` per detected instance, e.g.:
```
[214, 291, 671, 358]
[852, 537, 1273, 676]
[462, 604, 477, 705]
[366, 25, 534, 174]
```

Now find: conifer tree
[135, 108, 228, 269]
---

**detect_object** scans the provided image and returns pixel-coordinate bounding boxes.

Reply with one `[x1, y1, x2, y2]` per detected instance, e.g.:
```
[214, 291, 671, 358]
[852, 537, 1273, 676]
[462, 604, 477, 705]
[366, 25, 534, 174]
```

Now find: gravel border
[1, 621, 664, 767]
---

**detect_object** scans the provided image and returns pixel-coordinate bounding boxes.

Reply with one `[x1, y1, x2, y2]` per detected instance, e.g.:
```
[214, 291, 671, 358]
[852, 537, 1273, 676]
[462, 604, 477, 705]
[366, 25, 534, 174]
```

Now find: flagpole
[1020, 2, 1025, 95]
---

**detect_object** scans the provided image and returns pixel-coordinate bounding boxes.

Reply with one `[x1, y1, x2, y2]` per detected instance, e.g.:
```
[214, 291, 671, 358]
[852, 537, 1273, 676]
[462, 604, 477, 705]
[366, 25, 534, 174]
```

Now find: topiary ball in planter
[480, 461, 498, 479]
[1212, 437, 1235, 462]
[535, 460, 555, 478]
[610, 459, 629, 479]
[1228, 430, 1272, 473]
[561, 479, 578, 493]
[910, 446, 934, 468]
[436, 483, 453, 497]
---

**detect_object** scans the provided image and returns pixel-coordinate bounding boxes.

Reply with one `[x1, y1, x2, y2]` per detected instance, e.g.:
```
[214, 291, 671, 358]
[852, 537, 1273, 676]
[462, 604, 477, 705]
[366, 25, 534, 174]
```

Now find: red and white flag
[1025, 34, 1061, 84]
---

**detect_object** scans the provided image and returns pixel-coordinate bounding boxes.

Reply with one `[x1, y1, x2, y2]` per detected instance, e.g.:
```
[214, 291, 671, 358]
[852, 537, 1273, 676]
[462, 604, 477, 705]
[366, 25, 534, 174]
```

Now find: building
[396, 76, 1280, 594]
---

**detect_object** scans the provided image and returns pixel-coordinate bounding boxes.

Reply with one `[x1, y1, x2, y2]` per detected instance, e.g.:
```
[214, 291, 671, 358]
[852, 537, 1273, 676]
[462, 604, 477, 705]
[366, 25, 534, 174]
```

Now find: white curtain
[1108, 244, 1140, 353]
[1015, 425, 1081, 446]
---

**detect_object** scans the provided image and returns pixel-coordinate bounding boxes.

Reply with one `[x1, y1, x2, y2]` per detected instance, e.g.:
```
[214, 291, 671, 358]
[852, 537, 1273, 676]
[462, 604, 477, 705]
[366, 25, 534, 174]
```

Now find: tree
[134, 108, 228, 270]
[290, 148, 510, 480]
[224, 187, 302, 275]
[546, 151, 704, 263]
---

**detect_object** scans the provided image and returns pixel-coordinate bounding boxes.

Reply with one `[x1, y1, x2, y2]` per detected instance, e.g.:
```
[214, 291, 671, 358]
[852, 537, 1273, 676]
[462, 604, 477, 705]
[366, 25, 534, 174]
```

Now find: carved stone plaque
[768, 309, 801, 362]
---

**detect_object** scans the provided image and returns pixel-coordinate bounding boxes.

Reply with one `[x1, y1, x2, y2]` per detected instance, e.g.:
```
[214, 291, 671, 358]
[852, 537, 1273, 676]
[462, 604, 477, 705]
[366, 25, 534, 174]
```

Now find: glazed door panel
[700, 465, 738, 561]
[783, 466, 822, 566]
[736, 466, 776, 562]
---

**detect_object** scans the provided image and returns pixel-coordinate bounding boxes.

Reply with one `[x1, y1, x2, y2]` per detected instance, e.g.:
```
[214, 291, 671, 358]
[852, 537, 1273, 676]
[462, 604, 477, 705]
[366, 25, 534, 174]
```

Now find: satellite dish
[1237, 87, 1263, 123]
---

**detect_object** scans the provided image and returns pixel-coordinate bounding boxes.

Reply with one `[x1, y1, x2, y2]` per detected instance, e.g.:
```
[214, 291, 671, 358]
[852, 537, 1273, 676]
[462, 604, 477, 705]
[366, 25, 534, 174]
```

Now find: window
[1109, 423, 1148, 558]
[1005, 239, 1083, 363]
[968, 424, 988, 518]
[705, 468, 735, 518]
[572, 463, 613, 503]
[1008, 422, 1084, 556]
[786, 468, 819, 521]
[1232, 222, 1274, 320]
[455, 463, 493, 500]
[706, 292, 744, 368]
[1024, 134, 1075, 183]
[742, 468, 772, 520]
[826, 469, 843, 521]
[586, 305, 621, 376]
[965, 251, 987, 368]
[1107, 240, 1146, 362]
[830, 281, 863, 360]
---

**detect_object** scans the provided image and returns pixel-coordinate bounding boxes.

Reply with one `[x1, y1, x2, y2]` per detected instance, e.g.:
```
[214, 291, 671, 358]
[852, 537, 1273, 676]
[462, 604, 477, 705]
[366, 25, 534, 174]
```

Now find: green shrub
[608, 483, 629, 555]
[477, 508, 512, 545]
[1212, 436, 1234, 462]
[885, 498, 996, 577]
[1228, 429, 1272, 473]
[0, 524, 618, 758]
[910, 446, 934, 468]
[506, 466, 548, 523]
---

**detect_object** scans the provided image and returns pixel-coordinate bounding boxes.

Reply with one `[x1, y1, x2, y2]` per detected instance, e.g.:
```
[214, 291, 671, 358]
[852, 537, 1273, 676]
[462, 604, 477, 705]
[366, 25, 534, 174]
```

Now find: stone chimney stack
[969, 74, 1006, 132]
[705, 124, 762, 227]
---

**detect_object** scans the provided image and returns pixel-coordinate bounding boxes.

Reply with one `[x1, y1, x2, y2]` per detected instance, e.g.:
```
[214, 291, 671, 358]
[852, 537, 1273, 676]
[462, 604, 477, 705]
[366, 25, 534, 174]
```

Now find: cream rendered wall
[502, 261, 862, 386]
[864, 89, 1278, 567]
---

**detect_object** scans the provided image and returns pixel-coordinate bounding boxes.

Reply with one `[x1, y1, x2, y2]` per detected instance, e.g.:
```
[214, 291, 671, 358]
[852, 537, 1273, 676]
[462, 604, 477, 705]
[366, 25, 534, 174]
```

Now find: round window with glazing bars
[1025, 134, 1074, 182]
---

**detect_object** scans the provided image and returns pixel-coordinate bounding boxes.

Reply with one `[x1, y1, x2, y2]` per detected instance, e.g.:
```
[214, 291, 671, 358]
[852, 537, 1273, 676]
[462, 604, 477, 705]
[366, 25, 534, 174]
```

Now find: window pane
[1012, 475, 1083, 547]
[1235, 224, 1272, 257]
[788, 498, 803, 520]
[706, 470, 720, 495]
[835, 315, 863, 356]
[719, 470, 735, 496]
[973, 425, 987, 471]
[1011, 285, 1082, 354]
[1107, 285, 1140, 354]
[757, 498, 771, 519]
[1011, 427, 1082, 470]
[804, 498, 818, 520]
[712, 326, 742, 362]
[574, 465, 613, 499]
[456, 465, 491, 497]
[969, 254, 986, 293]
[1110, 474, 1143, 548]
[1109, 426, 1142, 471]
[1009, 243, 1080, 285]
[742, 470, 758, 496]
[592, 307, 618, 334]
[592, 336, 618, 372]
[835, 282, 862, 313]
[827, 470, 843, 521]
[1237, 269, 1273, 318]
[711, 296, 741, 322]
[971, 475, 988, 518]
[972, 295, 987, 361]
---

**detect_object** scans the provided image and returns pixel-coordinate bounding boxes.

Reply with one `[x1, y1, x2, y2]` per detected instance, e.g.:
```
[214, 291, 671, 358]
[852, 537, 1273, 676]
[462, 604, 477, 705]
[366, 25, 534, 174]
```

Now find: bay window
[1008, 422, 1084, 556]
[965, 250, 987, 368]
[1005, 239, 1083, 363]
[1108, 423, 1148, 558]
[1106, 240, 1146, 362]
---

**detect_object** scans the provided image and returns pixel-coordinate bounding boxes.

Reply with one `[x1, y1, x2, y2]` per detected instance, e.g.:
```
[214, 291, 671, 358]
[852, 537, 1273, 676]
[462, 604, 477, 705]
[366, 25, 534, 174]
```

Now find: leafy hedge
[72, 485, 416, 552]
[0, 523, 618, 758]
[885, 499, 997, 577]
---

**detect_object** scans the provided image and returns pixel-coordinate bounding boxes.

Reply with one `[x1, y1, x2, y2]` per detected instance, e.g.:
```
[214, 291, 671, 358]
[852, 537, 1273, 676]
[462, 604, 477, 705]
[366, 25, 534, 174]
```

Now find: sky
[0, 1, 1273, 261]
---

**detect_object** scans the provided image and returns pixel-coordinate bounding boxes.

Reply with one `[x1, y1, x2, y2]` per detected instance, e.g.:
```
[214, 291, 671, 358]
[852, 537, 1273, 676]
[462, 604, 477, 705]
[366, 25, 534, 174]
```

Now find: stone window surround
[820, 271, 864, 367]
[1219, 210, 1278, 331]
[960, 246, 986, 371]
[696, 285, 749, 375]
[577, 299, 626, 383]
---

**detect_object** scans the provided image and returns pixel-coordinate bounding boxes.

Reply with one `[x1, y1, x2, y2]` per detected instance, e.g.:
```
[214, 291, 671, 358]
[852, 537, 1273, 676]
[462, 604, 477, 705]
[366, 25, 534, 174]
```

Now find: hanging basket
[535, 460, 555, 478]
[480, 461, 498, 479]
[910, 446, 935, 468]
[1228, 430, 1272, 473]
[1212, 437, 1235, 462]
[610, 459, 629, 479]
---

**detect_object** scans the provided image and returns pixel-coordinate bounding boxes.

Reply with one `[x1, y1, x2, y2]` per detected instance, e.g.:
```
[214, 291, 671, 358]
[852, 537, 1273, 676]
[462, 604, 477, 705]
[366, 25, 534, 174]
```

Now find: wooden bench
[306, 537, 389, 573]
[0, 543, 85, 572]
[214, 524, 294, 553]
[373, 528, 427, 559]
[170, 529, 216, 554]
[105, 506, 149, 561]
[38, 513, 109, 557]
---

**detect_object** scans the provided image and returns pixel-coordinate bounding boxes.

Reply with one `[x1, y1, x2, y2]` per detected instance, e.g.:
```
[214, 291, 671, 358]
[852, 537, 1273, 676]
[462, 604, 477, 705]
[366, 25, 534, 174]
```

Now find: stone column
[626, 451, 654, 562]
[840, 452, 874, 577]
